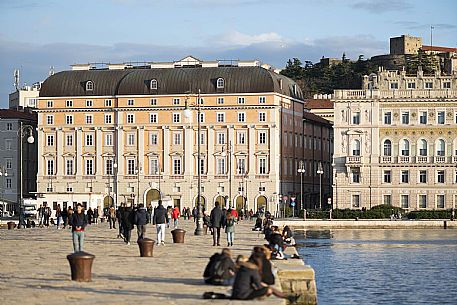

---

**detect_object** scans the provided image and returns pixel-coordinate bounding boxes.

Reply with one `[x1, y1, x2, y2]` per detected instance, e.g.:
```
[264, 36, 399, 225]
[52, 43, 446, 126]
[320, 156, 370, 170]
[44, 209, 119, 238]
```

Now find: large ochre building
[333, 67, 457, 210]
[36, 56, 308, 214]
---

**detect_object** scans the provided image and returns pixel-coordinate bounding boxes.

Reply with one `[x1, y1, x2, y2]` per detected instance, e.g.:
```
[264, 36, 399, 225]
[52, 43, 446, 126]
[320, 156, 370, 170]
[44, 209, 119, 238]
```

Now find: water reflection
[295, 229, 457, 305]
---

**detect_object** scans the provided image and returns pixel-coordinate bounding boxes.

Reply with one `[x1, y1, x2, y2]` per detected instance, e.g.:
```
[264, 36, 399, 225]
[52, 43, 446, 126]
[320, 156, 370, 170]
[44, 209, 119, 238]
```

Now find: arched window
[352, 139, 361, 156]
[216, 77, 224, 89]
[436, 139, 445, 156]
[85, 81, 94, 91]
[418, 139, 428, 156]
[400, 139, 410, 156]
[150, 79, 158, 90]
[383, 140, 392, 156]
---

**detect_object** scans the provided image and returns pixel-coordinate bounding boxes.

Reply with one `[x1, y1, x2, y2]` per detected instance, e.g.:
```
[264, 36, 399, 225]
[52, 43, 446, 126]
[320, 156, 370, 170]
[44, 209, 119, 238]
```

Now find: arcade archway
[214, 195, 226, 207]
[103, 196, 114, 208]
[235, 195, 246, 211]
[194, 196, 207, 211]
[145, 189, 161, 207]
[256, 195, 267, 212]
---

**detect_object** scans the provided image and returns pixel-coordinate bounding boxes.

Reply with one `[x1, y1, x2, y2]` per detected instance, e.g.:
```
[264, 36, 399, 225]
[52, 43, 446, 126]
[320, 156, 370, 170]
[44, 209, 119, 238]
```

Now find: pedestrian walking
[147, 204, 153, 223]
[93, 208, 99, 224]
[87, 207, 93, 224]
[122, 204, 134, 245]
[71, 204, 88, 253]
[38, 204, 44, 227]
[171, 206, 180, 229]
[192, 206, 198, 222]
[134, 204, 150, 240]
[167, 206, 172, 228]
[182, 207, 186, 220]
[153, 200, 168, 246]
[67, 206, 74, 229]
[225, 211, 236, 247]
[61, 206, 68, 229]
[55, 204, 62, 229]
[210, 201, 224, 246]
[117, 204, 123, 238]
[109, 205, 116, 229]
[44, 204, 51, 227]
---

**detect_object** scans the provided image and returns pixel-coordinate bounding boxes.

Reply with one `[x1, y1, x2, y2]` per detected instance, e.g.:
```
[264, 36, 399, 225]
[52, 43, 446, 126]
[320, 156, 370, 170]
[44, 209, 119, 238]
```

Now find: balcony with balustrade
[346, 156, 361, 166]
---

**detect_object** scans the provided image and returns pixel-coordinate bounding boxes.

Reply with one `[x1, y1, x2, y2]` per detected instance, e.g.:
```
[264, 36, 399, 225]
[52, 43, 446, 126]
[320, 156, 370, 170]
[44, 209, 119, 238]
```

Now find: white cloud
[211, 31, 285, 47]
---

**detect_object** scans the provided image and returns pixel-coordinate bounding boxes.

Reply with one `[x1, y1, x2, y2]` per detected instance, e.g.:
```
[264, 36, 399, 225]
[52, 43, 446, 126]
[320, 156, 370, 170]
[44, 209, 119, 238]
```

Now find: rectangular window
[105, 133, 113, 146]
[173, 132, 182, 145]
[173, 159, 182, 175]
[5, 159, 12, 169]
[150, 98, 157, 105]
[401, 112, 409, 124]
[259, 158, 267, 174]
[199, 158, 205, 175]
[199, 131, 205, 145]
[258, 112, 266, 122]
[85, 115, 93, 124]
[150, 133, 158, 145]
[5, 139, 12, 150]
[237, 131, 246, 144]
[259, 96, 266, 104]
[437, 170, 445, 183]
[352, 112, 361, 125]
[401, 194, 409, 208]
[46, 115, 54, 125]
[390, 82, 398, 89]
[419, 111, 427, 124]
[383, 170, 391, 183]
[217, 158, 226, 175]
[437, 195, 445, 208]
[238, 112, 246, 122]
[419, 195, 427, 209]
[46, 134, 54, 146]
[6, 178, 11, 189]
[127, 114, 135, 124]
[216, 112, 225, 122]
[425, 82, 433, 89]
[105, 159, 113, 175]
[105, 114, 112, 124]
[197, 112, 204, 123]
[172, 113, 180, 123]
[46, 159, 54, 175]
[443, 82, 451, 89]
[401, 170, 409, 183]
[105, 99, 112, 107]
[437, 111, 445, 124]
[150, 159, 159, 175]
[85, 159, 94, 175]
[149, 113, 158, 123]
[173, 98, 180, 105]
[419, 170, 427, 183]
[217, 97, 224, 105]
[6, 123, 13, 130]
[66, 134, 73, 146]
[258, 131, 267, 145]
[127, 159, 136, 175]
[236, 158, 246, 174]
[66, 100, 73, 107]
[407, 82, 416, 89]
[127, 99, 134, 106]
[86, 100, 93, 107]
[217, 132, 226, 145]
[237, 97, 245, 104]
[352, 195, 360, 208]
[66, 115, 73, 125]
[66, 159, 74, 175]
[352, 169, 360, 183]
[127, 133, 135, 146]
[85, 134, 94, 146]
[384, 112, 392, 125]
[47, 100, 53, 108]
[383, 195, 392, 206]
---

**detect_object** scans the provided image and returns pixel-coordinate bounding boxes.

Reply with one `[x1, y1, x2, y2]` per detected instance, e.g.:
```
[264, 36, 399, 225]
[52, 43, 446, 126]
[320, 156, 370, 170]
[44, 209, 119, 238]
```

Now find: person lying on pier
[268, 226, 285, 259]
[282, 225, 296, 246]
[231, 254, 300, 303]
[203, 248, 237, 286]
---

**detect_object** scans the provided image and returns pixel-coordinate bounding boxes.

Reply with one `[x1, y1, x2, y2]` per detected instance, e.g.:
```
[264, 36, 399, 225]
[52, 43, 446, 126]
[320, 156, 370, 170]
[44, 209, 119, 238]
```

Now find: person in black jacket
[203, 248, 237, 285]
[122, 205, 134, 245]
[71, 204, 88, 253]
[134, 204, 150, 240]
[269, 226, 285, 259]
[153, 200, 168, 246]
[210, 201, 224, 246]
[253, 246, 275, 285]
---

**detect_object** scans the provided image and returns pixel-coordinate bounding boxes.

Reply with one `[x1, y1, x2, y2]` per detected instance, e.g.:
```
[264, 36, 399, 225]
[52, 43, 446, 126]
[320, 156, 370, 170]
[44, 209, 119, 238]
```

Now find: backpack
[203, 253, 226, 285]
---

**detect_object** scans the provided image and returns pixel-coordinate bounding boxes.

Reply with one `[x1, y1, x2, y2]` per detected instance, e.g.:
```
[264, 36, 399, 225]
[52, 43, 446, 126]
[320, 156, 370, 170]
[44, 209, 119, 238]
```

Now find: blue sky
[1, 0, 456, 107]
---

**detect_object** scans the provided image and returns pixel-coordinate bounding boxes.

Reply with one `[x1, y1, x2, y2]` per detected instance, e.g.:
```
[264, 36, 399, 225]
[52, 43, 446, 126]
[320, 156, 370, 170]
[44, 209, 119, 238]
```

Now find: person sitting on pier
[203, 248, 236, 285]
[282, 225, 296, 246]
[253, 216, 262, 231]
[268, 226, 285, 259]
[252, 246, 275, 285]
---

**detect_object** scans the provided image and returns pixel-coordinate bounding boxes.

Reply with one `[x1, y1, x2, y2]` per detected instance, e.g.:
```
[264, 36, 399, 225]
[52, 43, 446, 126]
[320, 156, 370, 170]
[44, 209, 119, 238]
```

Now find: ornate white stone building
[333, 67, 457, 210]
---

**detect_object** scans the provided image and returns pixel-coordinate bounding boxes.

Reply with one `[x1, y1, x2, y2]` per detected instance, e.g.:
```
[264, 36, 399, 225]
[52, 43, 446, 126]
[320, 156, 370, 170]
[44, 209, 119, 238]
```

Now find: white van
[23, 199, 38, 219]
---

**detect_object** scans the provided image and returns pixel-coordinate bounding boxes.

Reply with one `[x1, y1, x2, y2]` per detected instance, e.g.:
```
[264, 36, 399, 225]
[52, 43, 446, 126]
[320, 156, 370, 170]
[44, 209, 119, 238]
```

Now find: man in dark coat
[153, 200, 168, 245]
[122, 204, 134, 245]
[71, 204, 88, 253]
[210, 201, 224, 246]
[134, 204, 150, 240]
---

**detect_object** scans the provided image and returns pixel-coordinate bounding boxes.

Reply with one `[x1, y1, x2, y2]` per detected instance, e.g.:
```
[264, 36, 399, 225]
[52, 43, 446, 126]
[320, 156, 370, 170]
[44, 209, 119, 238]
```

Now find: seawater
[295, 229, 457, 305]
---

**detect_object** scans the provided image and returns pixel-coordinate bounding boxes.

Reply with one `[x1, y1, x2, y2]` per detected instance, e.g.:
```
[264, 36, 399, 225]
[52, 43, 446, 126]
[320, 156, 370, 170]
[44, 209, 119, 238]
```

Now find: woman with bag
[225, 212, 236, 247]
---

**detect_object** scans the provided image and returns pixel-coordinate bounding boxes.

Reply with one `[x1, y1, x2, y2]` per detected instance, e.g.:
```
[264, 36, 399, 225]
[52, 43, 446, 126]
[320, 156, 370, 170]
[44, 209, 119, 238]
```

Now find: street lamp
[0, 166, 8, 214]
[331, 162, 337, 211]
[135, 163, 142, 206]
[113, 162, 118, 209]
[183, 89, 204, 235]
[317, 161, 323, 210]
[297, 160, 305, 213]
[221, 142, 233, 209]
[18, 122, 34, 228]
[243, 173, 248, 215]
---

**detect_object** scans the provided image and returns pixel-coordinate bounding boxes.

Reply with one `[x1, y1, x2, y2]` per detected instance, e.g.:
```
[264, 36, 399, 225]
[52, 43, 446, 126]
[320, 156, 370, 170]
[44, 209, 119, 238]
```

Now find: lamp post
[317, 161, 323, 210]
[331, 162, 337, 211]
[18, 122, 34, 228]
[221, 142, 232, 209]
[0, 166, 8, 214]
[113, 162, 118, 209]
[297, 160, 305, 213]
[184, 89, 204, 235]
[135, 163, 142, 206]
[243, 173, 248, 215]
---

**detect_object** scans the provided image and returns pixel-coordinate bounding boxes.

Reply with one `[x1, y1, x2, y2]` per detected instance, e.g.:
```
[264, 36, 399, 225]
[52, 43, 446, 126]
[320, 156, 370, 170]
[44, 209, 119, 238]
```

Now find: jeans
[213, 227, 221, 245]
[109, 217, 116, 229]
[72, 231, 85, 252]
[56, 216, 61, 228]
[227, 232, 234, 244]
[137, 224, 147, 240]
[123, 225, 131, 243]
[157, 224, 166, 244]
[173, 219, 178, 229]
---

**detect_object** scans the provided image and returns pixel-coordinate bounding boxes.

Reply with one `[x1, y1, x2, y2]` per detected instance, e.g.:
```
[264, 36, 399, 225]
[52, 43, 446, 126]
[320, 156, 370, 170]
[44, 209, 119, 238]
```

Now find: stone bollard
[7, 221, 16, 230]
[444, 220, 447, 229]
[137, 238, 155, 257]
[67, 252, 95, 282]
[171, 229, 186, 243]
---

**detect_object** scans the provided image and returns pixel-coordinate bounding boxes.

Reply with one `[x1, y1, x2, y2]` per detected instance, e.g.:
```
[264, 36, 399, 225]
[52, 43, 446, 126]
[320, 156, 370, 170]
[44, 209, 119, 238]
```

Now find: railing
[416, 156, 429, 163]
[380, 156, 392, 163]
[398, 156, 410, 163]
[346, 156, 361, 163]
[434, 156, 446, 163]
[255, 174, 269, 179]
[334, 89, 457, 100]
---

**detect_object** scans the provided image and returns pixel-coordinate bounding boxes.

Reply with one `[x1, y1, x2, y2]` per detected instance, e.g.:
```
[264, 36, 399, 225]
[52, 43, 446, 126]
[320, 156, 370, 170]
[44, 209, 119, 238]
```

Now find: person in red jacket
[171, 207, 180, 229]
[230, 208, 239, 221]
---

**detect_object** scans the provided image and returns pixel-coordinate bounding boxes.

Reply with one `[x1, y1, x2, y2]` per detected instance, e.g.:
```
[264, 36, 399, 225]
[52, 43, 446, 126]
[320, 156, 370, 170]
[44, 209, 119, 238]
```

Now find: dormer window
[150, 79, 158, 90]
[216, 78, 225, 89]
[86, 81, 94, 91]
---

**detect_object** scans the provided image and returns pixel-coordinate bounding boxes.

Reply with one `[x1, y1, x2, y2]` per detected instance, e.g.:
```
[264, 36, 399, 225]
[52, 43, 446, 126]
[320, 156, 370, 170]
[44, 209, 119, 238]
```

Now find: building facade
[0, 109, 38, 213]
[333, 68, 457, 210]
[36, 57, 309, 215]
[9, 83, 40, 110]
